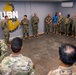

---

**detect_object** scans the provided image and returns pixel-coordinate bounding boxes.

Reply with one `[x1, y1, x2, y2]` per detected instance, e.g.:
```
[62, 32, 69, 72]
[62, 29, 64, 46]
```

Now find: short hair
[11, 37, 22, 53]
[55, 12, 58, 16]
[5, 16, 8, 19]
[67, 14, 70, 18]
[24, 15, 27, 17]
[59, 44, 76, 65]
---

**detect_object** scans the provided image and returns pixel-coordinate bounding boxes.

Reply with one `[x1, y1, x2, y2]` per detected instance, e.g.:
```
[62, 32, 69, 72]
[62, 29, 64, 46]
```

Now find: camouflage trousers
[45, 24, 50, 33]
[57, 24, 62, 34]
[32, 24, 38, 36]
[64, 24, 70, 35]
[72, 25, 76, 36]
[53, 23, 57, 33]
[23, 28, 29, 38]
[4, 32, 9, 44]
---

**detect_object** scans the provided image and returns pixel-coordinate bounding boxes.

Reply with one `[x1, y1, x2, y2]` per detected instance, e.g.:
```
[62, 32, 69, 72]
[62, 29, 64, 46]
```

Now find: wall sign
[0, 2, 20, 32]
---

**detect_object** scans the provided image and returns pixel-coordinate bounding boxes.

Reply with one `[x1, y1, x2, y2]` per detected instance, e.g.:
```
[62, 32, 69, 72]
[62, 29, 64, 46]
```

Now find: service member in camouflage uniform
[64, 14, 71, 36]
[21, 15, 30, 40]
[0, 37, 36, 75]
[0, 16, 9, 44]
[71, 13, 76, 38]
[0, 40, 8, 62]
[45, 13, 52, 34]
[48, 44, 76, 75]
[57, 12, 63, 35]
[31, 13, 39, 37]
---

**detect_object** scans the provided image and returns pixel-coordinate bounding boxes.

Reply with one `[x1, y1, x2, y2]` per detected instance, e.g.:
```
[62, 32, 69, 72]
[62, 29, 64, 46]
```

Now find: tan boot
[71, 35, 74, 37]
[33, 35, 35, 37]
[64, 34, 66, 36]
[74, 36, 76, 38]
[60, 33, 61, 35]
[23, 37, 25, 40]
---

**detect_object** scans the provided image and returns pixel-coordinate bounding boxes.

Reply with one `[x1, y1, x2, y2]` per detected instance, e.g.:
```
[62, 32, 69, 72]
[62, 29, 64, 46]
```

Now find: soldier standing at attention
[31, 13, 39, 37]
[71, 13, 76, 38]
[53, 12, 58, 34]
[21, 15, 30, 40]
[48, 43, 76, 75]
[0, 16, 9, 44]
[57, 12, 63, 35]
[45, 13, 52, 34]
[64, 14, 71, 36]
[0, 37, 36, 75]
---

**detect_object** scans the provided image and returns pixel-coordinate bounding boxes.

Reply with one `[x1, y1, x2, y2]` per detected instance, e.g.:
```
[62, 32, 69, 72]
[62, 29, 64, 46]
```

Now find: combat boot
[74, 36, 76, 38]
[59, 33, 61, 35]
[64, 34, 66, 36]
[71, 35, 74, 37]
[67, 34, 68, 36]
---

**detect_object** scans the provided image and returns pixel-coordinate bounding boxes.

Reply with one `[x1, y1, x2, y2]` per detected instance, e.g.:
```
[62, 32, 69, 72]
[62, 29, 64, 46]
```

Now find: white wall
[0, 2, 56, 39]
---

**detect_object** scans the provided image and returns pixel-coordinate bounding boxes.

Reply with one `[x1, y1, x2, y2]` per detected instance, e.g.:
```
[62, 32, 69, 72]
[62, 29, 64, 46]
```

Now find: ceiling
[0, 0, 74, 2]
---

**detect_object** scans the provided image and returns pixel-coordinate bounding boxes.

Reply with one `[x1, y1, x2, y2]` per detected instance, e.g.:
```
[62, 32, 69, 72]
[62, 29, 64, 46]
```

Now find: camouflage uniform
[64, 18, 70, 35]
[0, 20, 9, 44]
[72, 18, 76, 37]
[48, 66, 76, 75]
[0, 54, 36, 75]
[0, 40, 8, 62]
[45, 16, 52, 34]
[57, 16, 63, 34]
[21, 19, 29, 39]
[31, 16, 39, 36]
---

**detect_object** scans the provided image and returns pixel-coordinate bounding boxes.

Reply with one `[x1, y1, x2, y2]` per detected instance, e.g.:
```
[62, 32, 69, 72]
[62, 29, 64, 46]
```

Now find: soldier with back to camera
[0, 37, 36, 75]
[48, 43, 76, 75]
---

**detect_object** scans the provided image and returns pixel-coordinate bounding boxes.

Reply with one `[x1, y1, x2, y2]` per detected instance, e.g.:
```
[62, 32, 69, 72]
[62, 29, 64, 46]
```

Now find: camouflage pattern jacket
[0, 40, 8, 62]
[21, 19, 29, 29]
[45, 16, 52, 25]
[64, 18, 70, 25]
[47, 66, 76, 75]
[73, 18, 76, 27]
[31, 16, 39, 26]
[0, 20, 9, 33]
[57, 16, 63, 25]
[0, 54, 36, 75]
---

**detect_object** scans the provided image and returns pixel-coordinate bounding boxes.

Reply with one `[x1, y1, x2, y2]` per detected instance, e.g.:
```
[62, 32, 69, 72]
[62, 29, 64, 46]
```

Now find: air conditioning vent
[61, 2, 73, 7]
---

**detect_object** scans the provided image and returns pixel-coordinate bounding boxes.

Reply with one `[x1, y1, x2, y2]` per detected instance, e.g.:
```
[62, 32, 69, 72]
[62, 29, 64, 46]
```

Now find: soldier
[0, 37, 36, 75]
[45, 13, 52, 34]
[64, 14, 71, 36]
[71, 13, 76, 38]
[0, 40, 8, 62]
[48, 43, 76, 75]
[53, 12, 58, 34]
[57, 12, 63, 35]
[21, 15, 30, 40]
[31, 13, 39, 37]
[0, 16, 9, 44]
